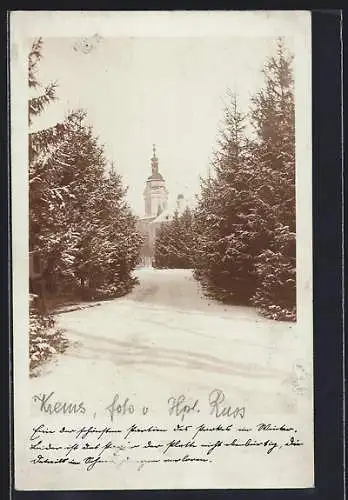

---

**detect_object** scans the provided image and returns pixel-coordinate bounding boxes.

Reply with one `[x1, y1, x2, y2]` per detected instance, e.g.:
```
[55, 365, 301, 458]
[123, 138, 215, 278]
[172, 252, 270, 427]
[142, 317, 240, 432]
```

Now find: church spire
[151, 143, 159, 175]
[144, 144, 168, 217]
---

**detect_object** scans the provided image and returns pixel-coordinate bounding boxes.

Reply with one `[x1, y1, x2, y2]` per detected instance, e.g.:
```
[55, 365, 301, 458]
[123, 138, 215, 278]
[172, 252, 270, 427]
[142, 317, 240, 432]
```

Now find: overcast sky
[32, 36, 291, 215]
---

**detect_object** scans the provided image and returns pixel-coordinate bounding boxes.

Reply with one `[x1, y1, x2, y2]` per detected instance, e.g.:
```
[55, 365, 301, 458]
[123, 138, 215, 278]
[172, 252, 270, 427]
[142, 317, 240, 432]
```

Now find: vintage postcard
[11, 11, 313, 490]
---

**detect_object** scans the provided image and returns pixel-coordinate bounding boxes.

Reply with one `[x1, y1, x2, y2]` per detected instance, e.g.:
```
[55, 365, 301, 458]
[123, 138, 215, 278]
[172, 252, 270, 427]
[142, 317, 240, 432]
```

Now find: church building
[136, 145, 188, 266]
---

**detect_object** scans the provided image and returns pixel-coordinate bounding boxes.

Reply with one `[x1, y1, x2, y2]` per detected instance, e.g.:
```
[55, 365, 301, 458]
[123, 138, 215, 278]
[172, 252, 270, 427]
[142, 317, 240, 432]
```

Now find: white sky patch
[31, 36, 292, 215]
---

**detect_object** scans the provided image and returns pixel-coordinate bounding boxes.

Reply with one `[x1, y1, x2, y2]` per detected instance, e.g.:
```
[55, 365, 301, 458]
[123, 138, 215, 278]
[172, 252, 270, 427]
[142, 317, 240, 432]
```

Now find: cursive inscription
[28, 390, 305, 475]
[208, 389, 246, 419]
[33, 392, 86, 416]
[105, 394, 149, 422]
[257, 423, 295, 432]
[168, 394, 200, 421]
[106, 394, 135, 422]
[28, 421, 304, 472]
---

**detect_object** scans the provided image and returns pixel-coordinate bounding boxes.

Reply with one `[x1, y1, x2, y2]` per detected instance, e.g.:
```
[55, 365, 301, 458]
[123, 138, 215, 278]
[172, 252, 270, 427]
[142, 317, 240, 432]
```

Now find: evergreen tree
[249, 38, 296, 320]
[28, 38, 57, 126]
[154, 207, 194, 269]
[28, 38, 69, 374]
[29, 38, 83, 256]
[193, 39, 296, 321]
[32, 109, 142, 300]
[29, 37, 142, 311]
[154, 222, 173, 268]
[194, 92, 259, 303]
[89, 163, 143, 297]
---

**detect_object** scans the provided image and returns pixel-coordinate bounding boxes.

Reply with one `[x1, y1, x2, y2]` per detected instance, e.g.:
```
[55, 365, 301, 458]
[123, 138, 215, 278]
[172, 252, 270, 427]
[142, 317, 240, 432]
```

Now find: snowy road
[31, 268, 309, 416]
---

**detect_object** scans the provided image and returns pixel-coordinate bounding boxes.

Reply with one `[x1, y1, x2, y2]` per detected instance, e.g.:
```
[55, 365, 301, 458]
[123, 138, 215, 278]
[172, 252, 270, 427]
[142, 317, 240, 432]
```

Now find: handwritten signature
[167, 389, 245, 421]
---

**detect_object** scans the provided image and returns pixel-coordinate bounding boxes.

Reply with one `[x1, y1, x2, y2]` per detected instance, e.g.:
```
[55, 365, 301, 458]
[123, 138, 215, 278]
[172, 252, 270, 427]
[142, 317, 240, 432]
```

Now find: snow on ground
[30, 268, 310, 417]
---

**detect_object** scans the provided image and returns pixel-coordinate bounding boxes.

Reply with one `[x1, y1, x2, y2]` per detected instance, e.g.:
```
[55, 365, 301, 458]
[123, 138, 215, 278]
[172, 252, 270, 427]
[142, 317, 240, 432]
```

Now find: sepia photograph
[11, 11, 313, 491]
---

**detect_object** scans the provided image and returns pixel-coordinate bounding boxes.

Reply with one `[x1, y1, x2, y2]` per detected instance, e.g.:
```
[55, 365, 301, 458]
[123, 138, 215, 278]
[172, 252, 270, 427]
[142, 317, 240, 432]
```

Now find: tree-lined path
[30, 268, 308, 417]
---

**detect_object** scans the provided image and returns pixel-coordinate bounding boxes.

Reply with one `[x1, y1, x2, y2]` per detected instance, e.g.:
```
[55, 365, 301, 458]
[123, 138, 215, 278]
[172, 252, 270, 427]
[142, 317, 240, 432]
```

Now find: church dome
[148, 172, 164, 181]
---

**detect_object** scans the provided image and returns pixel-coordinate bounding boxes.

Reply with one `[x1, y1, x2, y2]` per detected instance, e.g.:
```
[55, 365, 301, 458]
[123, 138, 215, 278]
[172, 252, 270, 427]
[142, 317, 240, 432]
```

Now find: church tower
[143, 145, 168, 217]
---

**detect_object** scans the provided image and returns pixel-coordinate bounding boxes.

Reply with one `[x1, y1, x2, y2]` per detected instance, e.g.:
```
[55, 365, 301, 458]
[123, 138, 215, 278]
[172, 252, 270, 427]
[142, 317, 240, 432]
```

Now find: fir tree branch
[29, 82, 58, 125]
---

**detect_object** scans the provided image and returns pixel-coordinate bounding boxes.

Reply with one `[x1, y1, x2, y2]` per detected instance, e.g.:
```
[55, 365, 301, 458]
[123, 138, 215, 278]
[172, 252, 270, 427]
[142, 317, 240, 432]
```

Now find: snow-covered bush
[93, 276, 139, 300]
[252, 250, 296, 321]
[29, 294, 68, 375]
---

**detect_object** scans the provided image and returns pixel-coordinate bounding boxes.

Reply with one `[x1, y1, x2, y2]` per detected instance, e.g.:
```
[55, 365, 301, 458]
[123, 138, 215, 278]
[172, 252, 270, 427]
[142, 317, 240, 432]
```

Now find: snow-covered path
[31, 268, 308, 416]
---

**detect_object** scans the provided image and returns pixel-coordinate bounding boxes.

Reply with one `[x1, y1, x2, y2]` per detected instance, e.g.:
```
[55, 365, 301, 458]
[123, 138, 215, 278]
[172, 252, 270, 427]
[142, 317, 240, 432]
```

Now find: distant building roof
[138, 215, 157, 222]
[149, 195, 190, 225]
[151, 208, 172, 223]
